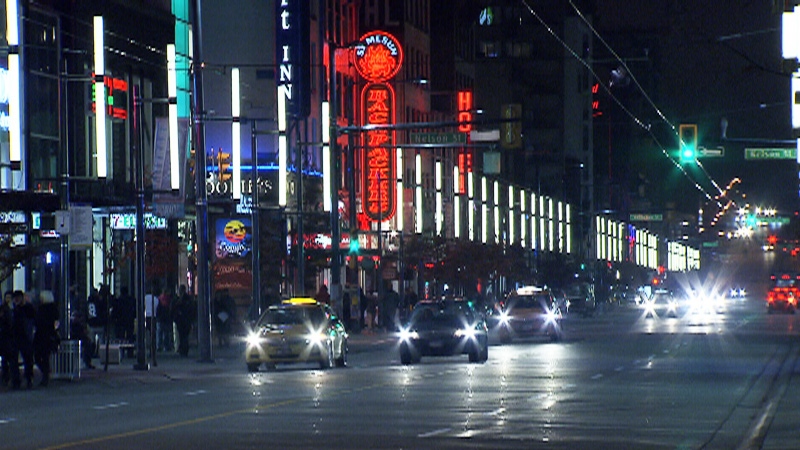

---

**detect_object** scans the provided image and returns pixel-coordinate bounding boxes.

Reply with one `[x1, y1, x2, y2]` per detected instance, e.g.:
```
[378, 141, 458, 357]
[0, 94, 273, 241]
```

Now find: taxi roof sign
[515, 286, 544, 296]
[281, 297, 319, 305]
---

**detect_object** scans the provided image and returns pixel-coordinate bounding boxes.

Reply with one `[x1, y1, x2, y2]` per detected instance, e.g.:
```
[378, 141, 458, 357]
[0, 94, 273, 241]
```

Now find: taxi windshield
[260, 306, 327, 327]
[507, 294, 550, 310]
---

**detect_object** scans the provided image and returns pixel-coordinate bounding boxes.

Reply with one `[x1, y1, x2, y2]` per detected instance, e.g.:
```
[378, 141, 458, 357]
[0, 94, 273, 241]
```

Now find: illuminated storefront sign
[91, 75, 129, 120]
[110, 213, 167, 230]
[457, 90, 473, 194]
[362, 83, 395, 221]
[353, 31, 404, 223]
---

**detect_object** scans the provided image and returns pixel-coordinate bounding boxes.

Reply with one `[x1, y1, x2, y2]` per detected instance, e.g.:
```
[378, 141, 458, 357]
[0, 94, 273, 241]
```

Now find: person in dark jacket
[10, 290, 36, 389]
[34, 290, 59, 386]
[172, 285, 195, 357]
[0, 291, 13, 387]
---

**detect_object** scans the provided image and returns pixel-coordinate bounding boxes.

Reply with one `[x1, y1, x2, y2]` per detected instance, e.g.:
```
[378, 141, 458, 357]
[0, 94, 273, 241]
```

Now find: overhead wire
[565, 0, 730, 204]
[518, 0, 720, 206]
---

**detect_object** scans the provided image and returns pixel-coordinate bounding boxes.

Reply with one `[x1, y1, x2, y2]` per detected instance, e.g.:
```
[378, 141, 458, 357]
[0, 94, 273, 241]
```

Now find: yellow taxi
[245, 297, 348, 371]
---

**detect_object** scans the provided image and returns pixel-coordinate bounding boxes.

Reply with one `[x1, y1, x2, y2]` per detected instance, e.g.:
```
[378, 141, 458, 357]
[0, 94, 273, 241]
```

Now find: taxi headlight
[544, 308, 560, 325]
[305, 330, 328, 347]
[498, 310, 511, 325]
[245, 331, 264, 347]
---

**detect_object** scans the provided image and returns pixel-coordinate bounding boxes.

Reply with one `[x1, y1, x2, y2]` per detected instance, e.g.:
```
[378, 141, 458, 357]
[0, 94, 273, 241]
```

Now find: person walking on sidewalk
[34, 290, 59, 387]
[0, 291, 13, 387]
[10, 290, 36, 389]
[173, 285, 195, 357]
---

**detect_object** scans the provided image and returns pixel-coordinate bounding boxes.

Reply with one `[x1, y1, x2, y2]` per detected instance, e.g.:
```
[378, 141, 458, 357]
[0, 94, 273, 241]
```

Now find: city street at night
[4, 296, 800, 450]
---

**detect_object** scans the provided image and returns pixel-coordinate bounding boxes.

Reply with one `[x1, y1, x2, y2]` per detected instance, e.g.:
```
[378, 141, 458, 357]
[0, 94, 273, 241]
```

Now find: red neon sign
[353, 31, 404, 83]
[91, 74, 129, 120]
[362, 83, 395, 222]
[457, 90, 472, 133]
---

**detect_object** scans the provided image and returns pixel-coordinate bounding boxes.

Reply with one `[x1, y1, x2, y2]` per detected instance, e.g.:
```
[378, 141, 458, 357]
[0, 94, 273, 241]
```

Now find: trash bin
[50, 339, 81, 380]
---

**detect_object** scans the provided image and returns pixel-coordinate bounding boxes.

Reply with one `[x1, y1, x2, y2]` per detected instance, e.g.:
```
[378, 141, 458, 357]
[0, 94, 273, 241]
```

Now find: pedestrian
[212, 289, 236, 347]
[69, 309, 95, 369]
[0, 291, 13, 387]
[34, 290, 60, 387]
[10, 290, 36, 389]
[314, 284, 331, 304]
[382, 284, 401, 332]
[86, 286, 107, 355]
[173, 285, 194, 357]
[114, 286, 136, 342]
[156, 288, 173, 352]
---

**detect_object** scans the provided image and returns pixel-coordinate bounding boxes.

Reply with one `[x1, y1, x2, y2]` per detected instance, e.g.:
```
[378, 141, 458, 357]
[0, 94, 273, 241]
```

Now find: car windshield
[259, 306, 326, 327]
[507, 294, 550, 310]
[410, 302, 475, 326]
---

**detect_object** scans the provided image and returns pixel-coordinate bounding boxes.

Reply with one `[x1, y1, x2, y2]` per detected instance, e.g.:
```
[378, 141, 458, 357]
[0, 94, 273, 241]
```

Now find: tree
[0, 229, 47, 285]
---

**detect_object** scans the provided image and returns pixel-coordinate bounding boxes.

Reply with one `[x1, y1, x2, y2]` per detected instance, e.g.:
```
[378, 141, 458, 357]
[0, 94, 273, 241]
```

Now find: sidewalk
[64, 330, 397, 384]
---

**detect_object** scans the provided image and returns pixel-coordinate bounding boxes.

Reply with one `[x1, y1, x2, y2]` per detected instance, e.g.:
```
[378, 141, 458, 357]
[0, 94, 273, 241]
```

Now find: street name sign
[744, 148, 796, 160]
[630, 213, 663, 222]
[409, 132, 467, 145]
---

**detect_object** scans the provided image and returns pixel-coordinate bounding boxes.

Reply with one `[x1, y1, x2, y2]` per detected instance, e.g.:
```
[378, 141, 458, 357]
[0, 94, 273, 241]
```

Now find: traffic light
[679, 124, 698, 162]
[348, 231, 360, 255]
[217, 149, 231, 182]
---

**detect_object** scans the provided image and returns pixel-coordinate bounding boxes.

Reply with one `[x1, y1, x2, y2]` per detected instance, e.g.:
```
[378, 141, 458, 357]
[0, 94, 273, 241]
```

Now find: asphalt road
[2, 296, 799, 450]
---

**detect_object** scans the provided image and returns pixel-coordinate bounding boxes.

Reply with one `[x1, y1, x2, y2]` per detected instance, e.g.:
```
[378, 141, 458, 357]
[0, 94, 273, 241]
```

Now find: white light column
[231, 67, 241, 199]
[168, 44, 180, 190]
[435, 160, 442, 236]
[396, 147, 404, 231]
[481, 176, 488, 244]
[520, 190, 526, 248]
[93, 16, 107, 178]
[493, 180, 499, 244]
[6, 0, 20, 165]
[277, 87, 288, 206]
[468, 172, 474, 241]
[508, 185, 515, 245]
[415, 151, 422, 234]
[322, 101, 331, 211]
[453, 165, 460, 238]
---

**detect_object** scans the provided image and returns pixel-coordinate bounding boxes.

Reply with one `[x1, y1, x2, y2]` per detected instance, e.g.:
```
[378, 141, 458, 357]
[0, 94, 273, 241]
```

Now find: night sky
[591, 0, 794, 213]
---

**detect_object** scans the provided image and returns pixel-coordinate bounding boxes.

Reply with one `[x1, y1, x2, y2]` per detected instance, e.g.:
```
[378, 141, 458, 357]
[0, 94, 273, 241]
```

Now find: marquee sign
[362, 83, 396, 222]
[356, 31, 403, 223]
[353, 31, 404, 83]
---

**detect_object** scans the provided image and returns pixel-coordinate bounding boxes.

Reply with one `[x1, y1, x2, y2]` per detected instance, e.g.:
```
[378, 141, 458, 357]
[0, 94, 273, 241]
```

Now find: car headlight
[498, 310, 510, 325]
[544, 308, 560, 324]
[305, 330, 328, 347]
[246, 331, 264, 347]
[398, 328, 419, 342]
[455, 325, 478, 340]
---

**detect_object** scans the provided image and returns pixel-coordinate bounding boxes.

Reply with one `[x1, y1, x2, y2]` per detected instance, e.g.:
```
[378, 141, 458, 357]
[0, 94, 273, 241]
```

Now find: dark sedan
[398, 300, 489, 365]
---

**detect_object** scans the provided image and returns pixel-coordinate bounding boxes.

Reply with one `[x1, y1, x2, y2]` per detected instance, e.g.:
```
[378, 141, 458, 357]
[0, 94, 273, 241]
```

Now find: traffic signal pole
[329, 41, 342, 315]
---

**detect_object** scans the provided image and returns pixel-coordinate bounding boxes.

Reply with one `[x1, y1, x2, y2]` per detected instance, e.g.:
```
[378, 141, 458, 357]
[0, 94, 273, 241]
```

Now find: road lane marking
[418, 427, 451, 438]
[0, 418, 16, 424]
[614, 366, 624, 372]
[591, 373, 603, 380]
[185, 390, 207, 396]
[92, 402, 129, 410]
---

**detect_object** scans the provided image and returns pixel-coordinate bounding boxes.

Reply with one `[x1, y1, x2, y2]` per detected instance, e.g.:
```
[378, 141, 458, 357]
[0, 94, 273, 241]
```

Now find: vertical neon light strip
[508, 185, 514, 244]
[321, 101, 331, 211]
[531, 193, 536, 250]
[94, 16, 107, 178]
[548, 198, 554, 251]
[539, 196, 546, 251]
[520, 190, 526, 248]
[415, 151, 422, 234]
[230, 67, 241, 199]
[493, 180, 499, 244]
[435, 160, 442, 236]
[277, 90, 287, 206]
[396, 147, 403, 231]
[6, 0, 20, 163]
[167, 44, 180, 190]
[566, 204, 571, 254]
[453, 165, 460, 238]
[481, 176, 487, 244]
[468, 172, 474, 241]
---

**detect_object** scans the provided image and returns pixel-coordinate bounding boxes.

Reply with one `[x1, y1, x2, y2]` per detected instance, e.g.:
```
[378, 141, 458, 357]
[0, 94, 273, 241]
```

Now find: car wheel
[335, 340, 348, 367]
[479, 343, 489, 362]
[499, 329, 512, 344]
[247, 363, 260, 373]
[469, 342, 487, 363]
[400, 342, 414, 365]
[265, 363, 277, 371]
[319, 342, 333, 370]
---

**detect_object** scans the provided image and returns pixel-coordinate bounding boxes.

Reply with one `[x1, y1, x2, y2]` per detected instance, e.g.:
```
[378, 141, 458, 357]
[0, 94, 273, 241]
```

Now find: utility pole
[192, 0, 213, 363]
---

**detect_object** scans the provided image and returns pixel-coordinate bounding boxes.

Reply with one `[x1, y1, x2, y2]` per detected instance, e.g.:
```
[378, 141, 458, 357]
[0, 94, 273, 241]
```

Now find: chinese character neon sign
[362, 83, 395, 221]
[355, 31, 403, 223]
[90, 75, 129, 120]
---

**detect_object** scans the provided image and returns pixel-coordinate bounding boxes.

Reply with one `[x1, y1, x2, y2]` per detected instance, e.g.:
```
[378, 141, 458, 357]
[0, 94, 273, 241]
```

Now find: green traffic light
[679, 123, 698, 163]
[349, 235, 360, 254]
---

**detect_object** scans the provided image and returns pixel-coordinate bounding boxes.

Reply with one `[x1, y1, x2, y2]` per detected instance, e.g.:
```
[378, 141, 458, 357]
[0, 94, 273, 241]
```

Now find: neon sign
[353, 31, 404, 83]
[457, 90, 474, 194]
[90, 75, 129, 120]
[362, 83, 395, 222]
